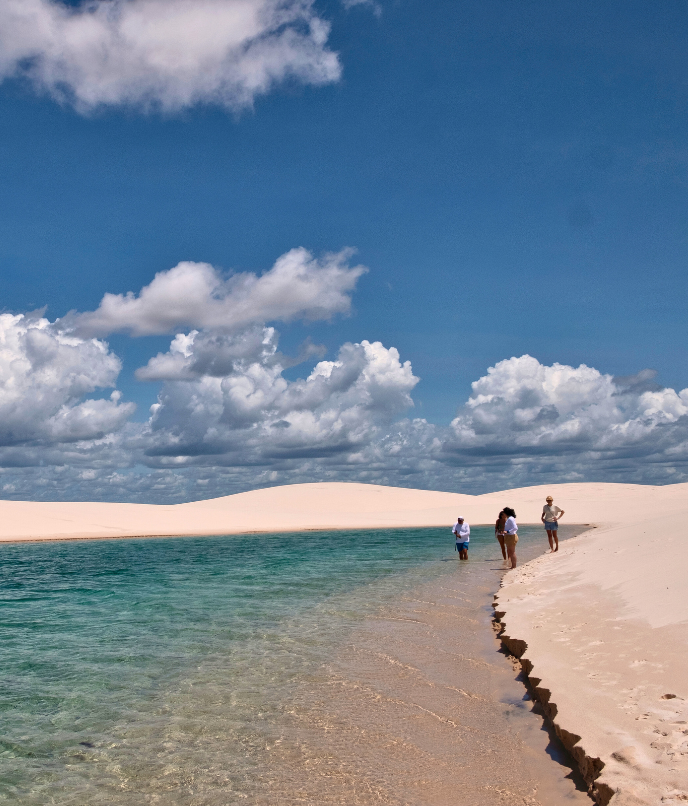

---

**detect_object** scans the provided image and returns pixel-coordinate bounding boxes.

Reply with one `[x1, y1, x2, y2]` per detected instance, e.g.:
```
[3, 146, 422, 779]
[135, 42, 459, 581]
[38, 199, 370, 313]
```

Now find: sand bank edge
[492, 537, 612, 804]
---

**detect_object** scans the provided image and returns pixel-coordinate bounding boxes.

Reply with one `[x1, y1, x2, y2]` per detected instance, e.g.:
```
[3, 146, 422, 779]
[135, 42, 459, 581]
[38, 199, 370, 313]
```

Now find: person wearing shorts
[502, 507, 518, 568]
[541, 496, 564, 552]
[452, 516, 470, 560]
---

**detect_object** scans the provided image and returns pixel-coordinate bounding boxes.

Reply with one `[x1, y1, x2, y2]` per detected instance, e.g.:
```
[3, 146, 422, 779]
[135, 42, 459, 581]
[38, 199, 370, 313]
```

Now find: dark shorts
[455, 541, 469, 552]
[544, 521, 558, 530]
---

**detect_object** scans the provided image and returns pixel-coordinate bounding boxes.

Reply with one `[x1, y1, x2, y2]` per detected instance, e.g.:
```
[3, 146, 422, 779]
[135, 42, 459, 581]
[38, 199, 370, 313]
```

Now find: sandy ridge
[0, 480, 665, 543]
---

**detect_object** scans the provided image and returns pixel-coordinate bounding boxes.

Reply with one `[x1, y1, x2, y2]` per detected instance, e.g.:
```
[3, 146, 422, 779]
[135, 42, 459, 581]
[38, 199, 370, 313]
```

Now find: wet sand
[255, 527, 591, 805]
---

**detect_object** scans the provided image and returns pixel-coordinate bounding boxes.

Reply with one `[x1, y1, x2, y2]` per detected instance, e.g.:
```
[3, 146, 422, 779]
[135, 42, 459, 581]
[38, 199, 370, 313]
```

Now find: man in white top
[452, 517, 470, 560]
[541, 495, 565, 553]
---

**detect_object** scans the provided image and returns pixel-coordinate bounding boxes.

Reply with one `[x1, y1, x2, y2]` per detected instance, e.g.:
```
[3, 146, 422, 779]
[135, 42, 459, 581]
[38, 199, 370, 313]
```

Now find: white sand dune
[0, 482, 469, 542]
[0, 480, 672, 542]
[2, 480, 687, 803]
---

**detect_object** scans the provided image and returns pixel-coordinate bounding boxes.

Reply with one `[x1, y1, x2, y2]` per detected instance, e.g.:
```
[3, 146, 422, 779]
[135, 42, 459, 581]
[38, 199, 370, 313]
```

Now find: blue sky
[0, 0, 687, 501]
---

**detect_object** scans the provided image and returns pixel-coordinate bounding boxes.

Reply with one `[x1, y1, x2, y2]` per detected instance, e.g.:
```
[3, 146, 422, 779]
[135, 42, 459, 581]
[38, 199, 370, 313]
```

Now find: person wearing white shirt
[452, 517, 470, 560]
[502, 507, 518, 568]
[541, 495, 564, 553]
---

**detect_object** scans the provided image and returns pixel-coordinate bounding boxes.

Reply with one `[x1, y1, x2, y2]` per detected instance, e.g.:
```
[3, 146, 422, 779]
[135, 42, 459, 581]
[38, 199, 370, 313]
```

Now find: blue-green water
[0, 526, 573, 805]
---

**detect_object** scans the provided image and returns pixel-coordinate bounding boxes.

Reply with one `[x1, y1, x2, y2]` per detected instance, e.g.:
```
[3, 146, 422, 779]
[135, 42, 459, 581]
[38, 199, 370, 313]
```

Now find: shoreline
[492, 535, 605, 800]
[494, 510, 688, 804]
[2, 480, 687, 803]
[0, 522, 549, 545]
[300, 529, 594, 805]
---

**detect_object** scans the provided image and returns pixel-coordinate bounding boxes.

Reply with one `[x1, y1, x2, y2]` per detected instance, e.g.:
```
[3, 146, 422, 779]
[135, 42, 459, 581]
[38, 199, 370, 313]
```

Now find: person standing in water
[541, 495, 564, 553]
[452, 516, 470, 560]
[495, 510, 507, 561]
[502, 507, 518, 568]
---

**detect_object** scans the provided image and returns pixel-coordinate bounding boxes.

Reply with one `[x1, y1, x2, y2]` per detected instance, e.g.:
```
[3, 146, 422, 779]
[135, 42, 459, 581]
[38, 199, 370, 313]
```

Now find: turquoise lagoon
[0, 525, 577, 804]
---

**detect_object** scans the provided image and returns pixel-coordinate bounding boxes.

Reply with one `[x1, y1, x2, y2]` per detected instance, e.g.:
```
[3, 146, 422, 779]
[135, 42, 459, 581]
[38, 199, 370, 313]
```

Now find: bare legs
[546, 528, 559, 552]
[504, 536, 517, 568]
[496, 533, 507, 560]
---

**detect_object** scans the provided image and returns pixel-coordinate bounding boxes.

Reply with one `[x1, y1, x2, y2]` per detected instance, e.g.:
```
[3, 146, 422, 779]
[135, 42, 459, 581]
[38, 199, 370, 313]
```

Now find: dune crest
[0, 480, 684, 542]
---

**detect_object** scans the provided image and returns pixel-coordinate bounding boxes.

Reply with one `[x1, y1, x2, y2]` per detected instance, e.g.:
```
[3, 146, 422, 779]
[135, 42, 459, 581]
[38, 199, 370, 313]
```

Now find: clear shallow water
[0, 525, 587, 805]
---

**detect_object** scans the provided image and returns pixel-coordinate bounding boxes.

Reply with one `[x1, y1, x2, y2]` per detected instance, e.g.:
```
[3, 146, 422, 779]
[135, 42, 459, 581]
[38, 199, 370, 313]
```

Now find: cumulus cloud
[135, 325, 325, 381]
[0, 312, 134, 447]
[141, 334, 419, 463]
[3, 297, 688, 503]
[63, 248, 366, 337]
[136, 326, 278, 380]
[0, 0, 341, 112]
[445, 355, 688, 462]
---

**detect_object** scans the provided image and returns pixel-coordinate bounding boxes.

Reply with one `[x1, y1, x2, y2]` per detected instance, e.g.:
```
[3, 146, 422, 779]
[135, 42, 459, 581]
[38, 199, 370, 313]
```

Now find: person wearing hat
[452, 516, 470, 560]
[541, 495, 564, 552]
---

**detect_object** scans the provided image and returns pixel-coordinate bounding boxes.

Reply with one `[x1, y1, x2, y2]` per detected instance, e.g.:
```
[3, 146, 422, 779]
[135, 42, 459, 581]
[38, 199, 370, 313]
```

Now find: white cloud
[135, 325, 324, 381]
[0, 312, 134, 447]
[64, 248, 366, 337]
[446, 355, 688, 461]
[141, 335, 419, 463]
[0, 0, 341, 112]
[3, 299, 688, 503]
[341, 0, 381, 16]
[135, 326, 278, 381]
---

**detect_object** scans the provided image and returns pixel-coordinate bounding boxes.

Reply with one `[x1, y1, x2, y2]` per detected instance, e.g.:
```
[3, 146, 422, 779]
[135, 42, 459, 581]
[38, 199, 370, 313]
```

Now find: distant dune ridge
[2, 480, 687, 803]
[0, 480, 680, 542]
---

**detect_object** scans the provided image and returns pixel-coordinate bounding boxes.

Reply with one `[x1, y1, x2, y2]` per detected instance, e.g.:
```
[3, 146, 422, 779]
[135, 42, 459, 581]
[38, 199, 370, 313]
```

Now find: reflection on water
[0, 525, 589, 804]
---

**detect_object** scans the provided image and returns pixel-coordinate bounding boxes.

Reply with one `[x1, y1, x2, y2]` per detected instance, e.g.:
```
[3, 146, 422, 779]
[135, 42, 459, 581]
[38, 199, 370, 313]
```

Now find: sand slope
[2, 480, 688, 803]
[493, 484, 688, 805]
[0, 480, 682, 542]
[0, 483, 472, 542]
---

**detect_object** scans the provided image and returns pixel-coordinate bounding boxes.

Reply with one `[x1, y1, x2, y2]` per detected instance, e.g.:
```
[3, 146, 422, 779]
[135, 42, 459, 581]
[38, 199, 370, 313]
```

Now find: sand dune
[2, 480, 687, 803]
[0, 483, 470, 542]
[0, 479, 683, 542]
